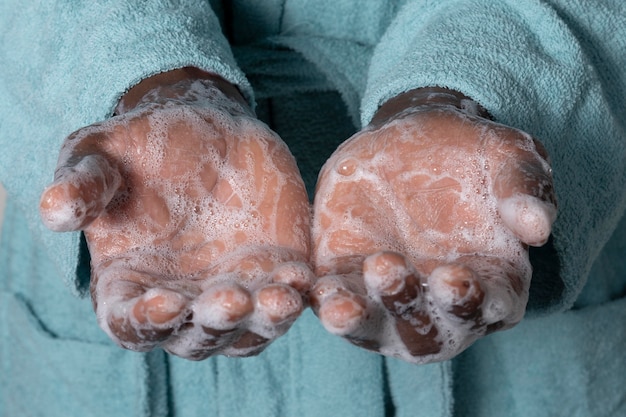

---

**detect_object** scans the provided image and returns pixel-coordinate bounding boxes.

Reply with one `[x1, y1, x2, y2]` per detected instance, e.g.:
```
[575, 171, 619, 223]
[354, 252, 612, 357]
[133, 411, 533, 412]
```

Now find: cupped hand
[40, 69, 313, 360]
[311, 88, 556, 364]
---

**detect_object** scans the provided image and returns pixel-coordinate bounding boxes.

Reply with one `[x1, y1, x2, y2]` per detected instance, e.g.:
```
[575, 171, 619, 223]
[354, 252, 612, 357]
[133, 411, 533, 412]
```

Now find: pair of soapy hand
[40, 69, 556, 363]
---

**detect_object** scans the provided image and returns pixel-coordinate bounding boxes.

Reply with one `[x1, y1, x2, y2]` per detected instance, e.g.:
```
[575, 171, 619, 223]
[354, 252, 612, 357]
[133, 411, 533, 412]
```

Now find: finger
[311, 271, 371, 336]
[270, 261, 315, 295]
[363, 252, 442, 357]
[92, 266, 190, 351]
[432, 256, 529, 329]
[253, 283, 303, 327]
[310, 275, 352, 312]
[161, 283, 254, 360]
[163, 326, 229, 361]
[493, 138, 557, 246]
[363, 251, 423, 313]
[169, 329, 271, 360]
[317, 290, 368, 336]
[498, 193, 556, 247]
[168, 283, 303, 360]
[428, 263, 485, 321]
[193, 283, 254, 330]
[40, 139, 122, 231]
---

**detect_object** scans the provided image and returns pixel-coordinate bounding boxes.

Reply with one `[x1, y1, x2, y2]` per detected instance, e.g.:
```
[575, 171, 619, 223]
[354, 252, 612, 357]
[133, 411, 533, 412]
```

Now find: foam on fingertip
[40, 183, 90, 232]
[270, 262, 315, 292]
[135, 288, 189, 325]
[318, 292, 366, 335]
[498, 194, 556, 246]
[428, 264, 484, 319]
[363, 252, 411, 296]
[193, 283, 253, 330]
[40, 154, 122, 232]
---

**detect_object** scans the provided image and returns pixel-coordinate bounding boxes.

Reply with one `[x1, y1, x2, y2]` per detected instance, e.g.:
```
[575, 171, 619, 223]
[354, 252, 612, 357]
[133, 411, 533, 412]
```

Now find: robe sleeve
[0, 0, 251, 294]
[361, 0, 626, 314]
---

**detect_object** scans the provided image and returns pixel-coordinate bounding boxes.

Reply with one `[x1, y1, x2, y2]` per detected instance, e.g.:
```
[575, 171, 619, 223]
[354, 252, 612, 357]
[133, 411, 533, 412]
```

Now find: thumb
[40, 129, 123, 232]
[493, 137, 557, 247]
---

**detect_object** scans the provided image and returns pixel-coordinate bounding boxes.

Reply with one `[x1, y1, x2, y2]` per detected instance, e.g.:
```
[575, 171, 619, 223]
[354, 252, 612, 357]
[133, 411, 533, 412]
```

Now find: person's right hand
[40, 69, 313, 360]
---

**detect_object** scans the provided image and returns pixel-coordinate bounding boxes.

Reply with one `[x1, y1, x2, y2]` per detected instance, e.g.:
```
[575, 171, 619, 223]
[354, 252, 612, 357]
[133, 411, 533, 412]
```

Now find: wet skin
[311, 88, 556, 363]
[40, 69, 313, 359]
[40, 71, 556, 363]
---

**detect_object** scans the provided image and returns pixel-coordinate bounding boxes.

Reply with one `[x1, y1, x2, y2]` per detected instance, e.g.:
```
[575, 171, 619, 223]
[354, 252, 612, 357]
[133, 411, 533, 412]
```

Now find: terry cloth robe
[1, 1, 625, 416]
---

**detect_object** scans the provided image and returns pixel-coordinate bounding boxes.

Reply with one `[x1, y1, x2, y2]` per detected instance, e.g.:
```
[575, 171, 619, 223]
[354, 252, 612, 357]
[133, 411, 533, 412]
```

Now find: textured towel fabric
[0, 200, 170, 417]
[1, 0, 625, 416]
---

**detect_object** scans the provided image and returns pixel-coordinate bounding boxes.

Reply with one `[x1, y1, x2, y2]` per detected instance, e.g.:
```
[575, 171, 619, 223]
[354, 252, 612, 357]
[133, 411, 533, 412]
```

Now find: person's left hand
[310, 88, 556, 363]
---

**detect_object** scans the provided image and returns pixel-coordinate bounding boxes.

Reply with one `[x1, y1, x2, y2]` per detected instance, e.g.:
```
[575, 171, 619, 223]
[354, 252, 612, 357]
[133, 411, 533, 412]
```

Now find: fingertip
[480, 287, 521, 326]
[133, 288, 189, 326]
[428, 264, 484, 320]
[195, 283, 254, 329]
[39, 182, 92, 231]
[40, 154, 123, 232]
[363, 251, 411, 296]
[318, 291, 366, 335]
[363, 252, 423, 316]
[255, 283, 303, 324]
[271, 261, 315, 294]
[310, 276, 346, 311]
[100, 293, 185, 351]
[498, 194, 557, 246]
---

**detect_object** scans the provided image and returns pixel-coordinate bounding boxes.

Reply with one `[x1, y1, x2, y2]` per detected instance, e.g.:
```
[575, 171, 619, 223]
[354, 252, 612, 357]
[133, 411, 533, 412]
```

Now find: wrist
[370, 87, 491, 128]
[115, 67, 251, 115]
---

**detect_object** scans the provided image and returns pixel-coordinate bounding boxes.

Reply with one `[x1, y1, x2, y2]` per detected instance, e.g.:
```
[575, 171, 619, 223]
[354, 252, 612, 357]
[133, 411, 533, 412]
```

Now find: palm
[87, 105, 308, 275]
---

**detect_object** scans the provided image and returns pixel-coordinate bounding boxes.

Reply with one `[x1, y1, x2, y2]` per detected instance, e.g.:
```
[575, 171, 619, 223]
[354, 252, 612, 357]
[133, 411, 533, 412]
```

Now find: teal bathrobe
[1, 1, 625, 416]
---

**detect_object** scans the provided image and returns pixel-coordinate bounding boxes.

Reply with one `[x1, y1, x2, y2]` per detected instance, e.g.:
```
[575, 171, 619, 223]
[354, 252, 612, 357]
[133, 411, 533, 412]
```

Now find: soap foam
[499, 194, 556, 246]
[312, 113, 536, 362]
[87, 92, 309, 357]
[41, 154, 122, 232]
